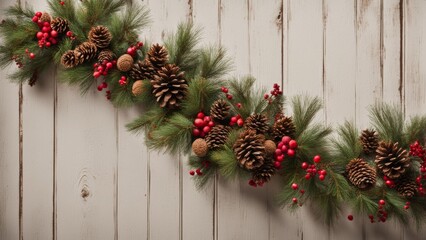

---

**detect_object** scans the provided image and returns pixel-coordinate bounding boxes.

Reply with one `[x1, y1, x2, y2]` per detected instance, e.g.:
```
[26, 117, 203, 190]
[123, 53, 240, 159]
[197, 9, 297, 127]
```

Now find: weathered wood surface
[1, 0, 426, 239]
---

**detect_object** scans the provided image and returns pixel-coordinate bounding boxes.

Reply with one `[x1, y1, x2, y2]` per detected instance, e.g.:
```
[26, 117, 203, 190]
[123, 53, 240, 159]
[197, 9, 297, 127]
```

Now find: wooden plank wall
[0, 0, 426, 239]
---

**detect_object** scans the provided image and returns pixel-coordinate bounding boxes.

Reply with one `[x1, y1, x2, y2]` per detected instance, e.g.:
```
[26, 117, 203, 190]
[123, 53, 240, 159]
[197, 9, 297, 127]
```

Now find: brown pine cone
[74, 42, 98, 64]
[375, 141, 410, 180]
[394, 176, 417, 198]
[210, 99, 230, 121]
[346, 158, 377, 190]
[360, 129, 379, 154]
[205, 125, 231, 149]
[271, 116, 296, 142]
[151, 64, 188, 109]
[40, 12, 51, 23]
[88, 25, 112, 49]
[233, 130, 266, 170]
[245, 114, 269, 134]
[51, 17, 69, 34]
[252, 158, 276, 184]
[61, 50, 78, 68]
[129, 60, 155, 80]
[97, 50, 115, 63]
[147, 44, 168, 69]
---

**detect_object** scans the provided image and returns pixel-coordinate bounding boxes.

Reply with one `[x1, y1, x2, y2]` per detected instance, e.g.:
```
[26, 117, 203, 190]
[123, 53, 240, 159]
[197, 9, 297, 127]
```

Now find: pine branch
[126, 106, 168, 133]
[188, 155, 217, 189]
[331, 121, 362, 162]
[369, 103, 405, 146]
[48, 0, 77, 22]
[5, 4, 34, 19]
[291, 95, 323, 138]
[405, 115, 426, 145]
[59, 64, 94, 94]
[198, 45, 232, 80]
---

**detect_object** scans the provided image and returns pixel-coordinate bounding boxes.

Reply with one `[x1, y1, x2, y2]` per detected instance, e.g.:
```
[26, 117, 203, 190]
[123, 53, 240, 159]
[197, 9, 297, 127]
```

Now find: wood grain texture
[0, 1, 20, 240]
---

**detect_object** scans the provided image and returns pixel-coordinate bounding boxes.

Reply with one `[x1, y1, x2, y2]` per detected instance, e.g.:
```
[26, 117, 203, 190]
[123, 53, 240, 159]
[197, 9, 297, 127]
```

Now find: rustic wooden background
[1, 0, 426, 239]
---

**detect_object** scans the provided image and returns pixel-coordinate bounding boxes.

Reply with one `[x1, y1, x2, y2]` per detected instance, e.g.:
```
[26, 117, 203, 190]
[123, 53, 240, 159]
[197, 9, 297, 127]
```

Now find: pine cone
[151, 64, 187, 109]
[129, 60, 155, 80]
[50, 17, 69, 34]
[61, 50, 78, 68]
[147, 44, 168, 69]
[233, 130, 266, 170]
[205, 125, 231, 149]
[252, 158, 276, 184]
[245, 114, 269, 134]
[360, 129, 379, 154]
[346, 158, 377, 190]
[98, 50, 115, 63]
[88, 25, 112, 49]
[74, 42, 98, 64]
[375, 141, 410, 180]
[210, 99, 230, 121]
[271, 116, 296, 142]
[40, 12, 51, 23]
[395, 176, 417, 198]
[192, 138, 208, 157]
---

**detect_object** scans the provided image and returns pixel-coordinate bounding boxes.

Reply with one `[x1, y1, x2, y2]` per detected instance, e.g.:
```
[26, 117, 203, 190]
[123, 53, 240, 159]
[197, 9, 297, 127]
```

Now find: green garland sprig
[0, 0, 426, 228]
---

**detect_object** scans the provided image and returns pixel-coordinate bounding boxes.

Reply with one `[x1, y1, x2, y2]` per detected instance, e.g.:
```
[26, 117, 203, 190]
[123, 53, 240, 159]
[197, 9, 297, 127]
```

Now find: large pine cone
[252, 158, 275, 184]
[233, 130, 265, 170]
[395, 176, 417, 198]
[271, 116, 296, 142]
[205, 125, 231, 149]
[51, 17, 69, 34]
[129, 60, 155, 80]
[61, 50, 78, 68]
[360, 129, 379, 154]
[346, 158, 377, 190]
[98, 50, 115, 63]
[375, 141, 410, 180]
[88, 25, 112, 49]
[210, 99, 230, 121]
[245, 114, 269, 134]
[147, 44, 168, 69]
[151, 64, 188, 109]
[74, 42, 98, 64]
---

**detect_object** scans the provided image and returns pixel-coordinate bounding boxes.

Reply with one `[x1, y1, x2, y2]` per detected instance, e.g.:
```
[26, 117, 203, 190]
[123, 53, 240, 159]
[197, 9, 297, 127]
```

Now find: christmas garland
[1, 0, 426, 227]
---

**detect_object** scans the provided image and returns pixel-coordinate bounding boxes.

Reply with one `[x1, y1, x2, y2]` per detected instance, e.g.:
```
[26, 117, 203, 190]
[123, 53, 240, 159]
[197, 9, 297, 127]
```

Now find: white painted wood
[0, 1, 20, 239]
[145, 0, 189, 239]
[117, 108, 148, 239]
[20, 1, 55, 239]
[181, 1, 218, 239]
[55, 83, 117, 240]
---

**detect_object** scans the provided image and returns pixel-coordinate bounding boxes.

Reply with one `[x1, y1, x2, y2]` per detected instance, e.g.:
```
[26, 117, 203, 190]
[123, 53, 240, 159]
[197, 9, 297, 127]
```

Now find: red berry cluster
[264, 83, 283, 104]
[290, 183, 305, 206]
[403, 201, 410, 210]
[93, 60, 116, 79]
[189, 160, 210, 176]
[119, 76, 128, 86]
[274, 136, 298, 169]
[221, 86, 233, 100]
[375, 199, 388, 223]
[32, 12, 60, 48]
[409, 141, 426, 195]
[229, 114, 244, 127]
[248, 179, 264, 187]
[126, 42, 144, 57]
[383, 176, 395, 188]
[192, 112, 215, 138]
[301, 155, 327, 181]
[24, 49, 36, 60]
[11, 55, 24, 68]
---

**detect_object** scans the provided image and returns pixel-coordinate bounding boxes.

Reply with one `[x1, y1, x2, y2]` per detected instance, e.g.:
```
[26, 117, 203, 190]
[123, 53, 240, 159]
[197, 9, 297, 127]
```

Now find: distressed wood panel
[0, 0, 20, 239]
[55, 83, 117, 240]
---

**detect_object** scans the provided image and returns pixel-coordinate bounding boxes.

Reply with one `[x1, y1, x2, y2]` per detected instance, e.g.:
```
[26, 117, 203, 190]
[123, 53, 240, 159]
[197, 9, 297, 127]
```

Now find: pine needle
[369, 102, 404, 145]
[198, 45, 232, 80]
[291, 95, 323, 138]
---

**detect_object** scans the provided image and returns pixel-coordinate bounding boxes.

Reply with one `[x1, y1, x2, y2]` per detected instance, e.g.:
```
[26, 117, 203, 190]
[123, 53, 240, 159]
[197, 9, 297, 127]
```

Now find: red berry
[36, 32, 43, 39]
[208, 121, 215, 127]
[42, 26, 51, 33]
[66, 31, 73, 37]
[32, 16, 39, 22]
[194, 118, 205, 128]
[60, 1, 65, 5]
[226, 94, 233, 100]
[264, 94, 269, 99]
[248, 179, 257, 187]
[274, 161, 281, 168]
[51, 38, 58, 45]
[35, 12, 42, 17]
[404, 205, 409, 210]
[236, 103, 242, 108]
[305, 174, 311, 180]
[193, 128, 200, 137]
[281, 136, 291, 145]
[319, 175, 325, 181]
[203, 126, 211, 133]
[287, 149, 295, 157]
[300, 189, 305, 194]
[45, 42, 51, 47]
[237, 118, 244, 127]
[197, 112, 205, 119]
[196, 169, 202, 175]
[189, 170, 195, 176]
[222, 87, 228, 93]
[301, 162, 309, 169]
[93, 72, 101, 78]
[313, 155, 321, 163]
[288, 140, 298, 149]
[50, 30, 58, 38]
[101, 82, 108, 88]
[281, 145, 288, 153]
[277, 142, 284, 149]
[29, 53, 35, 59]
[385, 180, 393, 187]
[203, 116, 211, 122]
[379, 199, 386, 205]
[347, 215, 354, 221]
[127, 47, 136, 55]
[275, 149, 282, 156]
[106, 62, 113, 69]
[291, 183, 299, 190]
[292, 198, 298, 204]
[276, 155, 284, 162]
[97, 85, 103, 91]
[319, 170, 327, 176]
